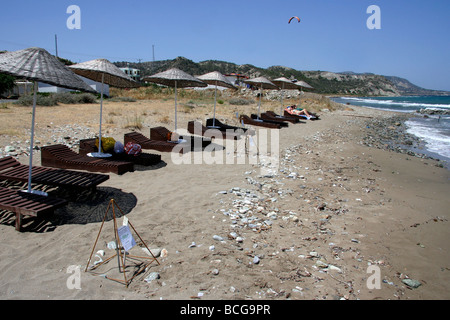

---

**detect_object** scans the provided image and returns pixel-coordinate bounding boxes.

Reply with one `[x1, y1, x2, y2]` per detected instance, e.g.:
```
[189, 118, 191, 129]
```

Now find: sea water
[330, 96, 450, 166]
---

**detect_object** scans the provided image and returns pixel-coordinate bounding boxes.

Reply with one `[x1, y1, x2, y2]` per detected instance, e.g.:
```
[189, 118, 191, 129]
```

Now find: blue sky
[1, 0, 449, 91]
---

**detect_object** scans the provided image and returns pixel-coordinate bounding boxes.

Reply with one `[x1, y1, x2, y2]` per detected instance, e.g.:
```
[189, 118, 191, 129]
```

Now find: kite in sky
[288, 16, 301, 23]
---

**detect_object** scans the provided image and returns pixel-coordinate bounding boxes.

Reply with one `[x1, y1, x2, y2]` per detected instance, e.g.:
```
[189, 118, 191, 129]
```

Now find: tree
[0, 73, 16, 97]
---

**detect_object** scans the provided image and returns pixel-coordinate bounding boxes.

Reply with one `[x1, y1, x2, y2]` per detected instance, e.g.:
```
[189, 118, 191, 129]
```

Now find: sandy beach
[0, 96, 449, 301]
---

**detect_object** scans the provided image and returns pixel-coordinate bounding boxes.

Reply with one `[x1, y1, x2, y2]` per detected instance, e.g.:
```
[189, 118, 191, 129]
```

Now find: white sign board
[118, 225, 136, 252]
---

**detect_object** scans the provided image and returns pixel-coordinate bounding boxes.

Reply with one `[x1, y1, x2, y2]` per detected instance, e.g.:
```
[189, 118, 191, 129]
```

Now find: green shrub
[77, 93, 97, 103]
[55, 92, 78, 104]
[16, 94, 57, 106]
[15, 92, 97, 106]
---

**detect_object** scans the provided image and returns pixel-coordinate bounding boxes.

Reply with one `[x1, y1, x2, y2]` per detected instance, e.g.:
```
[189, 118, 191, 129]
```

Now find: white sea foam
[405, 119, 450, 159]
[339, 97, 450, 109]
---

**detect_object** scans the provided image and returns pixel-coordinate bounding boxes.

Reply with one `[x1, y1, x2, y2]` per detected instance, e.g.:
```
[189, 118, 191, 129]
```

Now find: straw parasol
[272, 77, 300, 116]
[0, 47, 96, 194]
[142, 68, 207, 131]
[69, 59, 139, 157]
[197, 71, 236, 128]
[244, 76, 279, 120]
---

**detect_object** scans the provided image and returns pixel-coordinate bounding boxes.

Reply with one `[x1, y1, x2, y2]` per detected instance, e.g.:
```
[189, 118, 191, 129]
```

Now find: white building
[38, 75, 109, 96]
[120, 67, 140, 82]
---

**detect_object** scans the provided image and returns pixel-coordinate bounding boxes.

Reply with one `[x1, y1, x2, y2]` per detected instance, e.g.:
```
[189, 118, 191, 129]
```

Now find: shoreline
[0, 101, 449, 300]
[361, 113, 449, 170]
[330, 95, 450, 169]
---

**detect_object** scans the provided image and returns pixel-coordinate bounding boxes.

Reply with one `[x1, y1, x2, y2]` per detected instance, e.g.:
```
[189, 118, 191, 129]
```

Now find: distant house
[225, 73, 249, 87]
[8, 80, 34, 96]
[120, 67, 141, 82]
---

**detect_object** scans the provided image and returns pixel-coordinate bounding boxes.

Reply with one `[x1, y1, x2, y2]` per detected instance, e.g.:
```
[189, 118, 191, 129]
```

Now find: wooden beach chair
[0, 156, 109, 190]
[284, 109, 320, 120]
[0, 186, 67, 231]
[79, 138, 161, 166]
[239, 115, 281, 129]
[263, 111, 302, 124]
[124, 132, 187, 154]
[150, 126, 212, 149]
[40, 144, 134, 175]
[205, 118, 250, 133]
[187, 120, 242, 140]
[251, 114, 288, 127]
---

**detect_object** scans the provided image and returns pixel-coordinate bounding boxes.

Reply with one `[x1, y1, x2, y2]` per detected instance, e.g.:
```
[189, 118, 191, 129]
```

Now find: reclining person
[285, 105, 313, 119]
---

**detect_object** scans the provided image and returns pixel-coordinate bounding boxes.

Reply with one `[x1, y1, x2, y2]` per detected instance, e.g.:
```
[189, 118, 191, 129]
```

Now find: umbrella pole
[27, 82, 38, 193]
[258, 84, 262, 119]
[174, 80, 178, 132]
[280, 83, 285, 116]
[213, 80, 217, 127]
[299, 89, 303, 106]
[98, 73, 104, 153]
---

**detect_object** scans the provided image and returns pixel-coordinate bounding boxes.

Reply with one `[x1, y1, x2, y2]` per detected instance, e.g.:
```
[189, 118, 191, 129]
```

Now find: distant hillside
[114, 57, 449, 96]
[383, 76, 448, 96]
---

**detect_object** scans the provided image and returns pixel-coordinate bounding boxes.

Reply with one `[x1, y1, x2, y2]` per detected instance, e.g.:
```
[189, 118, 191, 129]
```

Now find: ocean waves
[332, 95, 450, 166]
[337, 96, 450, 110]
[405, 117, 450, 159]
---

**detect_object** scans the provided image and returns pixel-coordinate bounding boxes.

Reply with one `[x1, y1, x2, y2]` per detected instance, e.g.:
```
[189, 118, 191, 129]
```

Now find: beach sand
[0, 98, 449, 300]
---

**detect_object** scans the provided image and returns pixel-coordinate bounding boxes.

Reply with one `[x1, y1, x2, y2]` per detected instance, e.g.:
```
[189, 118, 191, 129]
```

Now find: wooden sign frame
[85, 199, 159, 287]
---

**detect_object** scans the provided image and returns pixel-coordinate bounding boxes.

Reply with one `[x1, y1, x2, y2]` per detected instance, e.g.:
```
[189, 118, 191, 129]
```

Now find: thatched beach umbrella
[0, 47, 96, 194]
[142, 68, 207, 131]
[272, 77, 300, 116]
[69, 59, 139, 157]
[244, 76, 279, 120]
[197, 71, 236, 128]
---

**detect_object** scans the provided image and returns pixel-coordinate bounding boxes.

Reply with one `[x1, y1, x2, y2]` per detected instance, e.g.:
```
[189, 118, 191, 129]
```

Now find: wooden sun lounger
[284, 110, 320, 120]
[251, 114, 288, 127]
[41, 144, 134, 175]
[205, 118, 250, 133]
[239, 115, 281, 129]
[250, 114, 289, 127]
[0, 156, 109, 190]
[79, 138, 162, 166]
[187, 120, 242, 140]
[263, 111, 302, 124]
[0, 186, 67, 231]
[124, 132, 186, 154]
[150, 126, 212, 149]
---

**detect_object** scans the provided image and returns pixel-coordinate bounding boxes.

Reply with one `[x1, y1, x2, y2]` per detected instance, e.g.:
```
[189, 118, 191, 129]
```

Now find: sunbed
[205, 118, 250, 133]
[0, 186, 67, 231]
[41, 144, 134, 175]
[284, 108, 320, 120]
[250, 114, 288, 127]
[0, 156, 109, 189]
[239, 115, 281, 129]
[150, 126, 212, 149]
[79, 138, 161, 166]
[263, 111, 302, 124]
[187, 120, 242, 140]
[124, 132, 187, 154]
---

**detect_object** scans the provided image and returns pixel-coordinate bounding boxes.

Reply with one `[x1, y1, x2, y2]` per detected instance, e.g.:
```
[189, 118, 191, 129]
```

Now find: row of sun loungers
[1, 113, 318, 231]
[238, 109, 320, 129]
